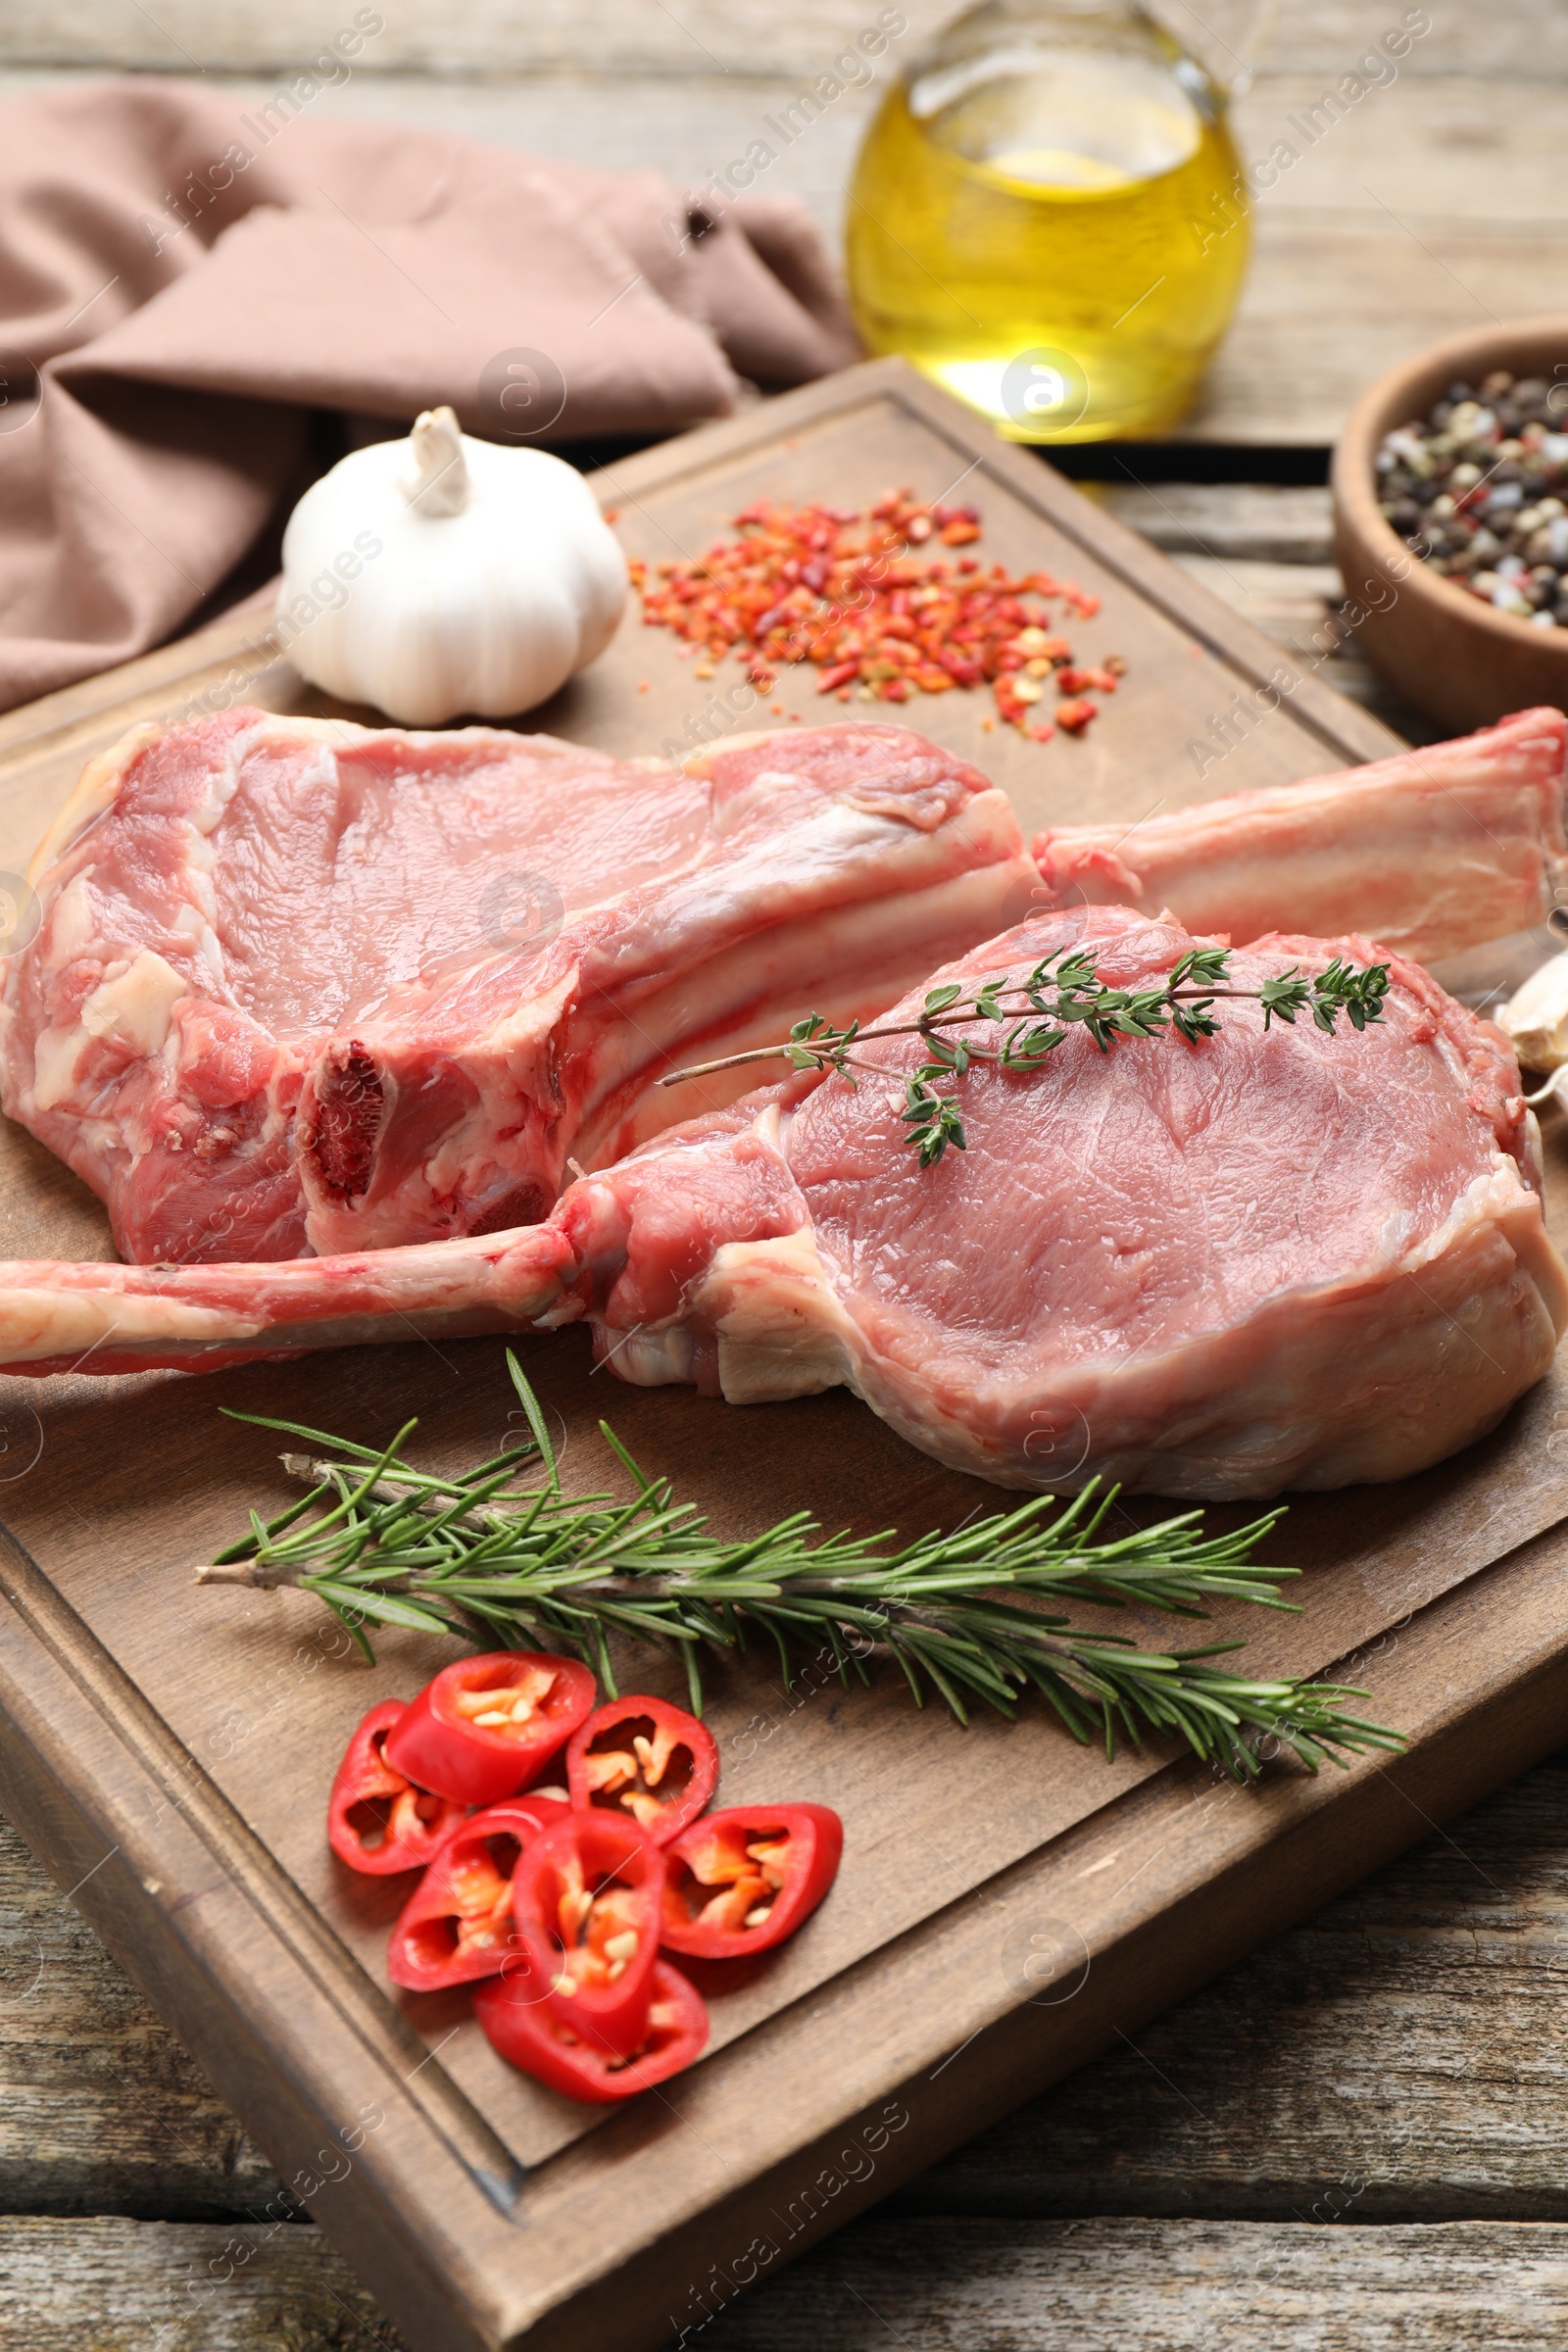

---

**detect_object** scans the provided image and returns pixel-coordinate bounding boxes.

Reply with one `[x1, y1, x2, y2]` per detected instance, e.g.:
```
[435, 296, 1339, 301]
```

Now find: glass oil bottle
[846, 0, 1251, 441]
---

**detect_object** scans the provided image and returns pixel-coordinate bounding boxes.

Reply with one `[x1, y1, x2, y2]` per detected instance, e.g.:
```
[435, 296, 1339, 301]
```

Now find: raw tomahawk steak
[0, 711, 1034, 1265]
[4, 907, 1562, 1500]
[5, 702, 1565, 1277]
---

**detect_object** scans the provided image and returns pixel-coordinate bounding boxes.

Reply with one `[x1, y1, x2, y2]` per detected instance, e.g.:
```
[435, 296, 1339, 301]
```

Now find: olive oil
[847, 0, 1250, 442]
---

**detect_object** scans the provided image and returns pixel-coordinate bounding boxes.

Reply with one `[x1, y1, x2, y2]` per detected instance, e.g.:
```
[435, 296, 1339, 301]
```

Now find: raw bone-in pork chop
[0, 711, 1035, 1266]
[5, 907, 1562, 1501]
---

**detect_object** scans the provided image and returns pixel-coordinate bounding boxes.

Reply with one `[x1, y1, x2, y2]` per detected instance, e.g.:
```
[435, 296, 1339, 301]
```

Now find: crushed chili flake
[625, 489, 1124, 739]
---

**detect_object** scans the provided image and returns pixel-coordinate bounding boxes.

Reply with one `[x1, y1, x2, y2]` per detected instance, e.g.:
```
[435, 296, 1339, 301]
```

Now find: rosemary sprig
[197, 1356, 1401, 1784]
[662, 945, 1392, 1166]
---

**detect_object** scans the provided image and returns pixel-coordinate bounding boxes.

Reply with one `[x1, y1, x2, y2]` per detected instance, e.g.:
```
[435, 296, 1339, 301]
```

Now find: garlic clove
[1498, 949, 1568, 1072]
[1525, 1064, 1568, 1112]
[400, 406, 469, 518]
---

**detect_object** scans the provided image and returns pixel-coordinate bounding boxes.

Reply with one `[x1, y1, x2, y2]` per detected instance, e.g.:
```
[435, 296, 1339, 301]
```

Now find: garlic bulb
[1498, 952, 1568, 1073]
[276, 407, 627, 726]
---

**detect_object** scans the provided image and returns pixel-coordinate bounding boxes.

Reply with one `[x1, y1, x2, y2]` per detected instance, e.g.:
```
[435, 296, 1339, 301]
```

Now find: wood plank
[2, 66, 1562, 447]
[1164, 556, 1348, 654]
[7, 67, 1563, 235]
[1156, 552, 1443, 743]
[10, 1439, 1568, 2350]
[0, 363, 1403, 887]
[1181, 214, 1568, 445]
[11, 2213, 1568, 2350]
[0, 362, 1552, 2352]
[8, 68, 1565, 224]
[0, 66, 879, 238]
[4, 1709, 1568, 2347]
[1244, 1, 1568, 78]
[0, 2214, 405, 2350]
[1091, 484, 1334, 564]
[699, 2218, 1568, 2350]
[8, 1738, 1568, 2224]
[1070, 503, 1437, 743]
[5, 2, 1567, 81]
[0, 1809, 285, 2217]
[906, 1747, 1568, 2225]
[1240, 76, 1568, 222]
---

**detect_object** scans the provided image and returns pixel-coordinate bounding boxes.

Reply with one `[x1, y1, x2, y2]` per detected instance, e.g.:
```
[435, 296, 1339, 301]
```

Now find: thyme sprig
[197, 1356, 1401, 1783]
[662, 945, 1393, 1166]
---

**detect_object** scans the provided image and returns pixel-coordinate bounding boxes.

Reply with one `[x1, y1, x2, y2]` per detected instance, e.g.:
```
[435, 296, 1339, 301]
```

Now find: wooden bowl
[1331, 317, 1568, 734]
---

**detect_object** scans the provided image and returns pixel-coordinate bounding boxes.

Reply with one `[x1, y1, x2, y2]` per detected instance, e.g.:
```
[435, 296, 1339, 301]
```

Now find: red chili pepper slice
[385, 1793, 570, 1993]
[327, 1700, 466, 1877]
[512, 1809, 665, 2055]
[382, 1650, 596, 1807]
[475, 1956, 708, 2103]
[659, 1803, 843, 1960]
[565, 1695, 718, 1845]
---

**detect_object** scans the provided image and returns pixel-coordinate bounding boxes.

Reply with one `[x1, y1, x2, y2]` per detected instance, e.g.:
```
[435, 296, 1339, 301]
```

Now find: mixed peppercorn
[1376, 369, 1568, 625]
[627, 489, 1126, 739]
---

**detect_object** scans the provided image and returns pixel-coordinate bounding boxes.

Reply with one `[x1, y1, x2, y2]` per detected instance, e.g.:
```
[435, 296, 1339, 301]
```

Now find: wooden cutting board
[2, 358, 1567, 2352]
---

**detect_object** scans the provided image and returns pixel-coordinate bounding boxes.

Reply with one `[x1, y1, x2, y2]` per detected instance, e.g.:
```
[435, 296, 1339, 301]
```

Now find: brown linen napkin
[0, 76, 861, 713]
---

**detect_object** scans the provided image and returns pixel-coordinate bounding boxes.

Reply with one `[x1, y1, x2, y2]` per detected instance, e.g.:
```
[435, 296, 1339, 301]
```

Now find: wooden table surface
[1, 4, 1566, 2343]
